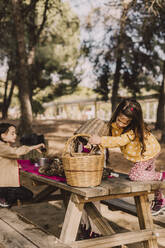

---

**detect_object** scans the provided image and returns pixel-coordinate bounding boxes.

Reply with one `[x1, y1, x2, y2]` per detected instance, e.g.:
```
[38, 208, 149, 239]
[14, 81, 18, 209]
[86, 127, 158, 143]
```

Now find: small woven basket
[62, 133, 104, 187]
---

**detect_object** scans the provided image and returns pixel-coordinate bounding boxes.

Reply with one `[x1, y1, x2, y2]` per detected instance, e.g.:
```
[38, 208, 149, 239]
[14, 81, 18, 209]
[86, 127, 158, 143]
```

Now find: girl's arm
[0, 143, 45, 159]
[89, 130, 135, 148]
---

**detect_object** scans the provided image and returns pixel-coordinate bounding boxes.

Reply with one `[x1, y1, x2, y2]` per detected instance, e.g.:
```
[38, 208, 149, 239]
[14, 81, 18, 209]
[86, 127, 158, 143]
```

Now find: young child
[89, 98, 165, 216]
[0, 123, 45, 208]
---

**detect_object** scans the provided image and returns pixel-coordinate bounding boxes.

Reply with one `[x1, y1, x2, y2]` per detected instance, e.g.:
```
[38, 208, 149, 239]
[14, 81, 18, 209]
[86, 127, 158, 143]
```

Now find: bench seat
[101, 198, 165, 228]
[0, 208, 71, 248]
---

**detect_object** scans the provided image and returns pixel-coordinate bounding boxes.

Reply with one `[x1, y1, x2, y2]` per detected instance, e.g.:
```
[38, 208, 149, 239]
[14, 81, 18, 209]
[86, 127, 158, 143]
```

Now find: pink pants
[129, 157, 161, 181]
[129, 157, 163, 200]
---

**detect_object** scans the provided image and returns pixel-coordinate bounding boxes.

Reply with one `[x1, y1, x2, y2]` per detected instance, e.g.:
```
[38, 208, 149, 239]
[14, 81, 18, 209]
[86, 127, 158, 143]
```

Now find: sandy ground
[9, 119, 165, 247]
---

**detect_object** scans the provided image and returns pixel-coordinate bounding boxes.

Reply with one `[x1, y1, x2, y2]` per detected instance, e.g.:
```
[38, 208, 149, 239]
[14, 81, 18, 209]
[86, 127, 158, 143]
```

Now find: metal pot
[38, 157, 50, 167]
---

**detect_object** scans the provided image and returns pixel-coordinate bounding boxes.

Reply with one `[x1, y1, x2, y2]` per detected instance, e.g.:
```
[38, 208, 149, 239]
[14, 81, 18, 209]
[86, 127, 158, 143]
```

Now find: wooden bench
[69, 229, 165, 248]
[101, 198, 165, 228]
[0, 208, 71, 248]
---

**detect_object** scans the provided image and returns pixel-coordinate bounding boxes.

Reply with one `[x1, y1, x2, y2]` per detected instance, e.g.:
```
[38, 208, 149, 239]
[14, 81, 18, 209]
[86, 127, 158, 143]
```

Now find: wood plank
[21, 170, 165, 198]
[118, 172, 165, 191]
[74, 191, 147, 204]
[70, 227, 165, 248]
[154, 227, 165, 238]
[0, 209, 70, 248]
[153, 214, 165, 228]
[101, 198, 165, 228]
[106, 172, 165, 192]
[60, 193, 84, 243]
[135, 194, 158, 248]
[101, 179, 131, 194]
[101, 198, 137, 216]
[21, 171, 109, 198]
[149, 181, 165, 190]
[0, 219, 36, 248]
[85, 202, 115, 235]
[69, 229, 155, 248]
[118, 179, 151, 193]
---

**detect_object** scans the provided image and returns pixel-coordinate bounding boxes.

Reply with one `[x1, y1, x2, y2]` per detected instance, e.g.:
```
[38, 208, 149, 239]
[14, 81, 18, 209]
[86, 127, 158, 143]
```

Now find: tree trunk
[2, 79, 15, 120]
[111, 55, 122, 112]
[160, 61, 165, 143]
[155, 82, 163, 130]
[11, 0, 33, 135]
[2, 68, 11, 119]
[27, 0, 49, 102]
[111, 3, 131, 113]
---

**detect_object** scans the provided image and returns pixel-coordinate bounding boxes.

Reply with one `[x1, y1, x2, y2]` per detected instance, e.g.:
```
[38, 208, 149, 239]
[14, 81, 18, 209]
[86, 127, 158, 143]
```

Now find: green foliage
[53, 85, 97, 102]
[0, 0, 81, 116]
[30, 0, 81, 107]
[38, 1, 80, 66]
[31, 99, 45, 116]
[93, 64, 111, 101]
[82, 0, 164, 102]
[42, 70, 80, 102]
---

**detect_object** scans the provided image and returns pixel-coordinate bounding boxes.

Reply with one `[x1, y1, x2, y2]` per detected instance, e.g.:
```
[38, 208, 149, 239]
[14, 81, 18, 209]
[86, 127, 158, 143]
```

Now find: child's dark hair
[0, 123, 16, 142]
[109, 98, 149, 154]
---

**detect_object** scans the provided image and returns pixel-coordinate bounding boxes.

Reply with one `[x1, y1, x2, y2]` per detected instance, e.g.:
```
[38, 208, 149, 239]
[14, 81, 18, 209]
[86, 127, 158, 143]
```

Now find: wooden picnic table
[20, 169, 165, 248]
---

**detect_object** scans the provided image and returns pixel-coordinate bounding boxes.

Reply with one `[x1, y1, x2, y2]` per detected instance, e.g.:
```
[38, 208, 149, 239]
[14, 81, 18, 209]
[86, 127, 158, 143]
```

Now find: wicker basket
[62, 133, 104, 187]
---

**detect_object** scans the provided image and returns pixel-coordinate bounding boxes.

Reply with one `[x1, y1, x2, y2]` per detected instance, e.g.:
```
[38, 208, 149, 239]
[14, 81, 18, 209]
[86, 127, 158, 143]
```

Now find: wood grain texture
[0, 209, 71, 248]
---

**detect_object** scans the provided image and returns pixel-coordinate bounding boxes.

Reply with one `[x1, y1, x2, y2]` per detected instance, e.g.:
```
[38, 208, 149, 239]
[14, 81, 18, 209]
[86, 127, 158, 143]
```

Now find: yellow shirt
[101, 122, 161, 162]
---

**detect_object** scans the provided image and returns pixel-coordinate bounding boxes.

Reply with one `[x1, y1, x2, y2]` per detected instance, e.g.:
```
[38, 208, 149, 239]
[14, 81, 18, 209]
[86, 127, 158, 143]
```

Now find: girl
[0, 123, 45, 208]
[89, 98, 165, 216]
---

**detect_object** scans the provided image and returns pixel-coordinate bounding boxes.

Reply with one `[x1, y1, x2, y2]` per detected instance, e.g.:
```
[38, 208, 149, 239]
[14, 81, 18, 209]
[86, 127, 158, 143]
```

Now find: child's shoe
[151, 198, 165, 216]
[78, 224, 91, 240]
[89, 232, 103, 238]
[78, 225, 102, 240]
[0, 197, 10, 208]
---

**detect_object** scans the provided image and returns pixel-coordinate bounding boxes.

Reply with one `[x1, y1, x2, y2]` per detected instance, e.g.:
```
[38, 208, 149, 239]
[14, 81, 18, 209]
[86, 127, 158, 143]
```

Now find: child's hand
[31, 143, 46, 153]
[88, 135, 101, 145]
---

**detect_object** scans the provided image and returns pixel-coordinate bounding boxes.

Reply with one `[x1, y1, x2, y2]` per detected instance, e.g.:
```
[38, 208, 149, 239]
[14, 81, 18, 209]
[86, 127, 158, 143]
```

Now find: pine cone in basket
[38, 157, 65, 177]
[72, 136, 101, 156]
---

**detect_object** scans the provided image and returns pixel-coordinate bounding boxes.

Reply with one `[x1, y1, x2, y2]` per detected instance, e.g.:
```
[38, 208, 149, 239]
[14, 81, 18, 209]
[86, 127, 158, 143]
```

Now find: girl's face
[116, 113, 132, 128]
[1, 126, 17, 144]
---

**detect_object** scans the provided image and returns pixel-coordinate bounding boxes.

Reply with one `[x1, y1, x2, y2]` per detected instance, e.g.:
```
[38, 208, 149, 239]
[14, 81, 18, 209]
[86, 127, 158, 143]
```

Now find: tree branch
[36, 0, 49, 40]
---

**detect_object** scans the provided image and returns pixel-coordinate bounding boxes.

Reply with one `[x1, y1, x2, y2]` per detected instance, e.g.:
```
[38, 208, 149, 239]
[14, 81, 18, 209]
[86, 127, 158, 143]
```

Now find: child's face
[116, 113, 132, 128]
[1, 126, 17, 144]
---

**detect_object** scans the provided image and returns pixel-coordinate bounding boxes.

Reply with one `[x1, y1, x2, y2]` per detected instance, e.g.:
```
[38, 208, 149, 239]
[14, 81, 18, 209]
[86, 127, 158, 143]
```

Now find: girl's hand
[88, 135, 101, 145]
[31, 143, 46, 153]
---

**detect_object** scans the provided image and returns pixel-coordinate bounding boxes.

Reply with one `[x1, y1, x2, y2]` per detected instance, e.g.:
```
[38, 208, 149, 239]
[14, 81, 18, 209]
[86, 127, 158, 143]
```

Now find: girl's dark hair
[0, 123, 16, 142]
[109, 98, 149, 154]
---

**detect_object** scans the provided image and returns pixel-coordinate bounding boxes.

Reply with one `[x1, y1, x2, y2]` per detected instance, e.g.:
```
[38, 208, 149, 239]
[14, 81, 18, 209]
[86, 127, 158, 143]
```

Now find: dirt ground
[10, 119, 165, 247]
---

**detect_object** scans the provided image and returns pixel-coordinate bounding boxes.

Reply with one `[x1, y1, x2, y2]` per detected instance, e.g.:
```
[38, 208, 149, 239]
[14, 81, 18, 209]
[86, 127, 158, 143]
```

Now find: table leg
[60, 193, 84, 243]
[85, 202, 115, 235]
[61, 189, 71, 209]
[134, 193, 158, 248]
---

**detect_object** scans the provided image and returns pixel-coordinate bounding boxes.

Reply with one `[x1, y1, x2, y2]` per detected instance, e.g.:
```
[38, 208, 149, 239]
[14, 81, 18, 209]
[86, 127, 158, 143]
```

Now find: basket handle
[62, 133, 104, 156]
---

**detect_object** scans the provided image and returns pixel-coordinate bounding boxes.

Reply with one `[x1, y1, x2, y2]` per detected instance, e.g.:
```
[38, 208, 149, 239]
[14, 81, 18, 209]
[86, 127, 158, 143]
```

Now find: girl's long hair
[109, 98, 149, 154]
[0, 123, 16, 142]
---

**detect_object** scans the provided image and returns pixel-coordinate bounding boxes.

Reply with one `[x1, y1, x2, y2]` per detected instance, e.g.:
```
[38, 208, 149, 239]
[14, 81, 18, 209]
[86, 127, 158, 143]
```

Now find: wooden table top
[20, 170, 165, 198]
